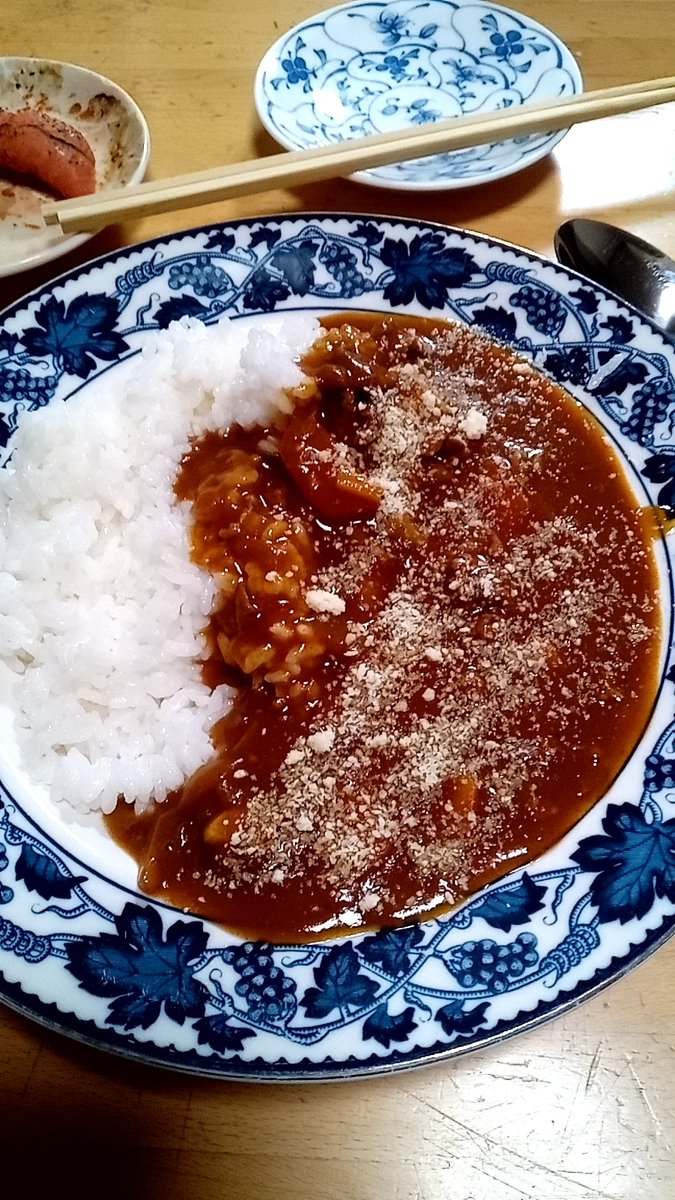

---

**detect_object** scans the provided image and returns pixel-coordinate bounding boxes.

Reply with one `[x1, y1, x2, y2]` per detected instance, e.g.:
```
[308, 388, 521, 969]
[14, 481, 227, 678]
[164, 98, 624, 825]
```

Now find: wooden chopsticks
[43, 76, 675, 234]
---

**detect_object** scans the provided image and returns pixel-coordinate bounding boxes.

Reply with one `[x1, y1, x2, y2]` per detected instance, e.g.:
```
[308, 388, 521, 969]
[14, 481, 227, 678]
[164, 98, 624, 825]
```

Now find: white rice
[0, 313, 319, 815]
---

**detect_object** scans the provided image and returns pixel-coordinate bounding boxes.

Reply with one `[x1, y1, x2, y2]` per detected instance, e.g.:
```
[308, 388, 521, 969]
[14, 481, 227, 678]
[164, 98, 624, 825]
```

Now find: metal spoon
[554, 218, 675, 341]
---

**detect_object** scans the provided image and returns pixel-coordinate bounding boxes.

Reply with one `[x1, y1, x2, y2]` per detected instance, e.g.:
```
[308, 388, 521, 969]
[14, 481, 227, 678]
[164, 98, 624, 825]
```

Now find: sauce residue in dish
[107, 315, 662, 942]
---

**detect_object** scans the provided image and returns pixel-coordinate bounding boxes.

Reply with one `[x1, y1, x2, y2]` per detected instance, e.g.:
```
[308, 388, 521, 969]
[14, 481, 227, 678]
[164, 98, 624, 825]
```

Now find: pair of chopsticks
[43, 75, 675, 235]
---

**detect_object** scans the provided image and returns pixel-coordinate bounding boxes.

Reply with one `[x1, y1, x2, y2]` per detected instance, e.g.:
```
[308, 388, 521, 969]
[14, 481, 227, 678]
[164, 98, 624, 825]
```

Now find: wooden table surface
[2, 2, 675, 1196]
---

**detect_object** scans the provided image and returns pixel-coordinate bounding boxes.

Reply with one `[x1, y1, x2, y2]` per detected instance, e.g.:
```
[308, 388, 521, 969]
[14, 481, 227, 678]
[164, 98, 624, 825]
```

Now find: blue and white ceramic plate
[1, 214, 675, 1080]
[254, 0, 582, 190]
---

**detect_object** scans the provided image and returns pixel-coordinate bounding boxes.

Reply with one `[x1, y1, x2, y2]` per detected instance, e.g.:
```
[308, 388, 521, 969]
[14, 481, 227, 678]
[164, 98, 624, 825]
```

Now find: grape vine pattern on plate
[2, 218, 673, 454]
[1, 775, 674, 1070]
[1, 214, 675, 1078]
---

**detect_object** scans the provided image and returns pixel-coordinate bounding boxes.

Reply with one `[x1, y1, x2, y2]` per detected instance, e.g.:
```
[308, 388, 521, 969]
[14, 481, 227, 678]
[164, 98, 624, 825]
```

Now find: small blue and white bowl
[254, 0, 582, 190]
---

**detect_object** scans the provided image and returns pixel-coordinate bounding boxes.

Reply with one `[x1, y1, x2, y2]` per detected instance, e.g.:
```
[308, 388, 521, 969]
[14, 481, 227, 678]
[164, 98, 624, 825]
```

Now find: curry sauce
[106, 315, 662, 941]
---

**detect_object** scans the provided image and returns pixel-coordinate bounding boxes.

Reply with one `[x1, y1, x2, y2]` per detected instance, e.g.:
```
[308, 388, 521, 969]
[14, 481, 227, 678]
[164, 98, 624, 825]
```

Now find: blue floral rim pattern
[254, 0, 582, 190]
[1, 213, 675, 1080]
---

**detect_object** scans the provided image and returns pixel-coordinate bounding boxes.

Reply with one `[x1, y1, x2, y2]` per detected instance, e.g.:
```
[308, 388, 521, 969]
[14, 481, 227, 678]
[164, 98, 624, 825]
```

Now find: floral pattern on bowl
[1, 214, 675, 1079]
[254, 0, 582, 190]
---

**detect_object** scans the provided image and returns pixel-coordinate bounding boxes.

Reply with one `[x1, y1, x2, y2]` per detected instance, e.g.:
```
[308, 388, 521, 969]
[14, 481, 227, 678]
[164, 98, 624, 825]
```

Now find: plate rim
[2, 902, 673, 1082]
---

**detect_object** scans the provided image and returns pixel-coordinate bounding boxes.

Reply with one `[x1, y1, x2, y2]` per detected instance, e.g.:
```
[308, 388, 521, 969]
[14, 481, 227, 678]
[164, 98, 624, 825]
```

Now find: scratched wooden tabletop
[2, 2, 675, 1197]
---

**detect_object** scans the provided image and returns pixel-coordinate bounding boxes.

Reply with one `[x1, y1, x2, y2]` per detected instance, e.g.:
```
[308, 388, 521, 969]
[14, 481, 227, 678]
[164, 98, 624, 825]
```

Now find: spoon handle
[555, 219, 675, 342]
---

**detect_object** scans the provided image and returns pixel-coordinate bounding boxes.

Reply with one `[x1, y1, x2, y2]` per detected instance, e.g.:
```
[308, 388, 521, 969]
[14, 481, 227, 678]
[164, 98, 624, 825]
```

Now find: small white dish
[0, 57, 150, 278]
[254, 0, 582, 191]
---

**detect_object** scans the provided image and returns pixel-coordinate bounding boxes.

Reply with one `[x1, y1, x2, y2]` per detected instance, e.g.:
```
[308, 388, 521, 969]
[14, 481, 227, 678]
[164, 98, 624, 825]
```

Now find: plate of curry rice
[0, 214, 674, 1079]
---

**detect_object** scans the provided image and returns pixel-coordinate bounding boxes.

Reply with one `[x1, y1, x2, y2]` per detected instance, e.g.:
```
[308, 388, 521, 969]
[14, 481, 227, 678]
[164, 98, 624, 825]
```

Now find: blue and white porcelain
[1, 214, 675, 1079]
[254, 0, 582, 190]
